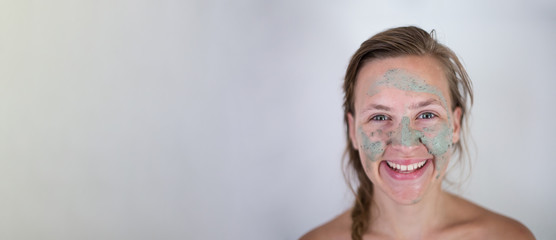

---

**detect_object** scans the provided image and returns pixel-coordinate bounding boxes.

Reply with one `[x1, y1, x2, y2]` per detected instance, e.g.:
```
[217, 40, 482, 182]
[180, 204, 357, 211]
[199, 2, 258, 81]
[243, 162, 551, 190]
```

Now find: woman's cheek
[420, 123, 454, 172]
[357, 126, 386, 164]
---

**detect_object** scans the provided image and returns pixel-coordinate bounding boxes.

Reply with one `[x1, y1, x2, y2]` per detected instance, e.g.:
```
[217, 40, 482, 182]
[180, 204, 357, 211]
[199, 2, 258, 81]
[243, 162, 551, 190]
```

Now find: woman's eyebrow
[364, 103, 391, 111]
[409, 98, 445, 110]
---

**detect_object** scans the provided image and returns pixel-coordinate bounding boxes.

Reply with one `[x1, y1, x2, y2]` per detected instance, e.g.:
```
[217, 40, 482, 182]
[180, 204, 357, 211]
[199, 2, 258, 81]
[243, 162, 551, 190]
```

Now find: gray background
[1, 0, 555, 239]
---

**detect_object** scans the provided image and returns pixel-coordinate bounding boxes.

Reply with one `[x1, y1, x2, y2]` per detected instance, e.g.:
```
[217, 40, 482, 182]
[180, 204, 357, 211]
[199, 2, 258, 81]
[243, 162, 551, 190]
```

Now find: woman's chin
[377, 159, 436, 204]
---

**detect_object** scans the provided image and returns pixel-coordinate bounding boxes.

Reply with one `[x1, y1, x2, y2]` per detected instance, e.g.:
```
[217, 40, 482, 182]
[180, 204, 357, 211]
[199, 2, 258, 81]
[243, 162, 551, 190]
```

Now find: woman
[301, 26, 534, 240]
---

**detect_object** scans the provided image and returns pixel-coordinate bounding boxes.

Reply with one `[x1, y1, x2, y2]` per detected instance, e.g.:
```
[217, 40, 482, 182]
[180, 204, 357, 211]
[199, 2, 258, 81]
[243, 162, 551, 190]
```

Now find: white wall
[1, 0, 555, 239]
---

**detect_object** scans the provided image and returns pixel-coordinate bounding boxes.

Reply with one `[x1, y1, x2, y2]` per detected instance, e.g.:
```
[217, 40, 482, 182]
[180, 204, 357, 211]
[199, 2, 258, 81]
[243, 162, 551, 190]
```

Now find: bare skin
[300, 192, 535, 240]
[300, 56, 535, 240]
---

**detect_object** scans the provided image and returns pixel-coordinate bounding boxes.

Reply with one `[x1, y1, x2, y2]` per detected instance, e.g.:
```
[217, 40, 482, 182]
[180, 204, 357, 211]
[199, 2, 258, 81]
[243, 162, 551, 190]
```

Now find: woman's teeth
[386, 160, 427, 172]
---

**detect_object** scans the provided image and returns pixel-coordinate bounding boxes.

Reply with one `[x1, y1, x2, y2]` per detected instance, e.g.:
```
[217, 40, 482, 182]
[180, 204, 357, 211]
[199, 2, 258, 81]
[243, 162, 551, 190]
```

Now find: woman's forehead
[368, 69, 449, 109]
[355, 56, 451, 109]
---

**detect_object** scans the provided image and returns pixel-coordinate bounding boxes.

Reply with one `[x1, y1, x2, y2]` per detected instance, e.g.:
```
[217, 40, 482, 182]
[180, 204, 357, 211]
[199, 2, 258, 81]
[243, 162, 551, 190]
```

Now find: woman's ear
[348, 113, 359, 150]
[451, 107, 462, 143]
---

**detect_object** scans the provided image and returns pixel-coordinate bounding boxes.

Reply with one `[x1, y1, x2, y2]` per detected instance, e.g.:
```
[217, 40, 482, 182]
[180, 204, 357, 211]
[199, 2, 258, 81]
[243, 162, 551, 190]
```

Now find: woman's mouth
[380, 159, 433, 180]
[386, 159, 427, 173]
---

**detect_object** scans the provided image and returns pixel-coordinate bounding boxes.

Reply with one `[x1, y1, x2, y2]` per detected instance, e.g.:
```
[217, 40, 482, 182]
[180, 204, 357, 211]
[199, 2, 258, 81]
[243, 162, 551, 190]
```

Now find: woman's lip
[380, 159, 432, 180]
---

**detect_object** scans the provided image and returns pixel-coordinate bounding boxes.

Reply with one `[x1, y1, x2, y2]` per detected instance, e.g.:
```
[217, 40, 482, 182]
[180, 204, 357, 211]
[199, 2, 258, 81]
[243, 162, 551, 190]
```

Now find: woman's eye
[371, 115, 389, 121]
[418, 112, 436, 119]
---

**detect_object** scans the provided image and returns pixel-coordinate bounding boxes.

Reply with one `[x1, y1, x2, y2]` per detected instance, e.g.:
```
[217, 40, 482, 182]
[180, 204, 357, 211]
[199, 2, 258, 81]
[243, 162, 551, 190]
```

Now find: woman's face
[348, 55, 462, 205]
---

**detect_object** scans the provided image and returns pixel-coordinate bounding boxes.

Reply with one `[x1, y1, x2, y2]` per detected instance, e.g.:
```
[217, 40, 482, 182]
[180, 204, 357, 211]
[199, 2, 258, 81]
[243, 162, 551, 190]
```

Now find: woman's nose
[390, 116, 423, 148]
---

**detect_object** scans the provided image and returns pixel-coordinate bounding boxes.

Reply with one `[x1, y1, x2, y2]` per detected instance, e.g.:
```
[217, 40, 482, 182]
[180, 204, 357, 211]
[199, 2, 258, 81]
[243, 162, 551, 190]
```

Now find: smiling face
[348, 55, 462, 205]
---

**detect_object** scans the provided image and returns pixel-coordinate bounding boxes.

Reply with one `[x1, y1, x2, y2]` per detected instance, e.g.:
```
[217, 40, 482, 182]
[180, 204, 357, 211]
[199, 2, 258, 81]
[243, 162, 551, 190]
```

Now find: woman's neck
[369, 186, 448, 239]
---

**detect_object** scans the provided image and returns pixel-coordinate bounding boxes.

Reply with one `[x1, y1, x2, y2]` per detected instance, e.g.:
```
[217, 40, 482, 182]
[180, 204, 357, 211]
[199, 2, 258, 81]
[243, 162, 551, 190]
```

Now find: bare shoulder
[443, 193, 535, 240]
[476, 207, 535, 239]
[299, 210, 351, 240]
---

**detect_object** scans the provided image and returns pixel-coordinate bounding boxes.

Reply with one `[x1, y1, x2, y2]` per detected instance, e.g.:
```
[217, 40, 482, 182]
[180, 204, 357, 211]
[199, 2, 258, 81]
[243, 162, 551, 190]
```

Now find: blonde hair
[342, 26, 473, 240]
